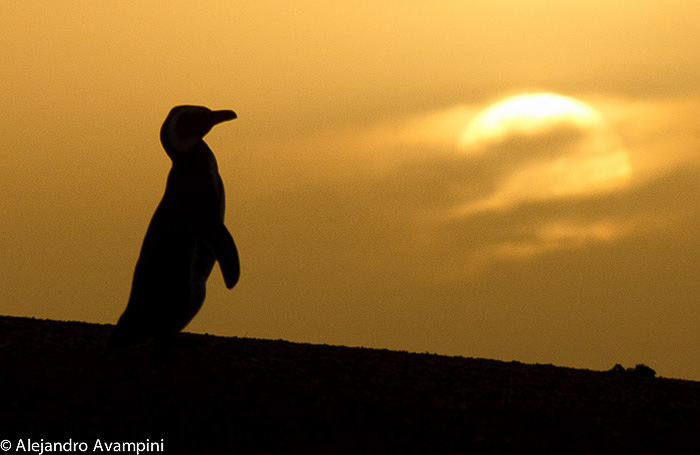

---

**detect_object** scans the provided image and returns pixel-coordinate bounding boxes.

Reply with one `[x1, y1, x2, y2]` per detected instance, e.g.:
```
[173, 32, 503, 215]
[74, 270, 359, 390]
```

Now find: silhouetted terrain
[1, 315, 700, 453]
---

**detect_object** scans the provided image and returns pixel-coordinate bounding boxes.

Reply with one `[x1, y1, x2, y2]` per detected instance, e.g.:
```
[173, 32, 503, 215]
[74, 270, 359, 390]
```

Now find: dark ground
[1, 316, 699, 453]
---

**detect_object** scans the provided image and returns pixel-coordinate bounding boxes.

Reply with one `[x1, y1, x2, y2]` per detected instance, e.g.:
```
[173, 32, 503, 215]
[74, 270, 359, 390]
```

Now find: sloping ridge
[1, 315, 699, 453]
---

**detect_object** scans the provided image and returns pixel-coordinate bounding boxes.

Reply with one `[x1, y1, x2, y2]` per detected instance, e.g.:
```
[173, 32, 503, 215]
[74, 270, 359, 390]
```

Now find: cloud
[222, 123, 700, 375]
[230, 96, 700, 294]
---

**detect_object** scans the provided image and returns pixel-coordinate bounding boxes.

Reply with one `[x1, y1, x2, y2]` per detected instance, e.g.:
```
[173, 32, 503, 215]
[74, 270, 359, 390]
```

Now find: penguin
[109, 105, 240, 347]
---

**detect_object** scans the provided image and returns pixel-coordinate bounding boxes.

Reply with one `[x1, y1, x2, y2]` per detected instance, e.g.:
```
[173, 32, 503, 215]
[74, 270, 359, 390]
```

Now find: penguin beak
[211, 109, 237, 125]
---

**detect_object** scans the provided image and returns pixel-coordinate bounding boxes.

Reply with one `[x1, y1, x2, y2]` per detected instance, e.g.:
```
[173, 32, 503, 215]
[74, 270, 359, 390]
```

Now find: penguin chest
[171, 160, 225, 218]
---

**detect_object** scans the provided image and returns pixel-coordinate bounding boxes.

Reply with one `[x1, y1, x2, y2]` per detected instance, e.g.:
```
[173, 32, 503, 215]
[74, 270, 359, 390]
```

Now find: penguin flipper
[202, 222, 240, 289]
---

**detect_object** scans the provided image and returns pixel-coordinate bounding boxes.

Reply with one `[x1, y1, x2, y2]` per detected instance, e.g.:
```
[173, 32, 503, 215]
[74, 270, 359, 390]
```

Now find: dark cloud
[466, 124, 592, 164]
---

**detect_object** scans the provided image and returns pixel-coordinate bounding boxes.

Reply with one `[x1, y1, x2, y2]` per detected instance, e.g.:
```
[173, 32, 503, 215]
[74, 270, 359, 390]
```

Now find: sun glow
[454, 93, 632, 215]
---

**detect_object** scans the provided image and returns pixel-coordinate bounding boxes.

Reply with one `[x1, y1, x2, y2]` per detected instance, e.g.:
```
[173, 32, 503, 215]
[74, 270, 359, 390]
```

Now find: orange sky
[2, 2, 700, 380]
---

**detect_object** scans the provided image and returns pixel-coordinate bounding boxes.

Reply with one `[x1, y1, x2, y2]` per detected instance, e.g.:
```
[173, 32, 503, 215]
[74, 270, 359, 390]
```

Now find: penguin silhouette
[109, 105, 240, 347]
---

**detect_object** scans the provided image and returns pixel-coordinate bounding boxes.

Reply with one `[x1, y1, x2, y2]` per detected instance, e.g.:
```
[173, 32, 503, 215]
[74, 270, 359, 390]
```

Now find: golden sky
[2, 2, 700, 379]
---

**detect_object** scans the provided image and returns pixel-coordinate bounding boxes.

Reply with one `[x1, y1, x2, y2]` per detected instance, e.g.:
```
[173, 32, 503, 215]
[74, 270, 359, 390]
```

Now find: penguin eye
[175, 113, 211, 140]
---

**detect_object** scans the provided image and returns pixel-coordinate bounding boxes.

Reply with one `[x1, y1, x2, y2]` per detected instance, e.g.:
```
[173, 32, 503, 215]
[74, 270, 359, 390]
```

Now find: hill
[1, 315, 699, 453]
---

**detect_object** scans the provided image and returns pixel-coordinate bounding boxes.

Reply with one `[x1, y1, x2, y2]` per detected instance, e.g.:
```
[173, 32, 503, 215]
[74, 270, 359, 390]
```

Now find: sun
[454, 92, 632, 214]
[459, 93, 602, 149]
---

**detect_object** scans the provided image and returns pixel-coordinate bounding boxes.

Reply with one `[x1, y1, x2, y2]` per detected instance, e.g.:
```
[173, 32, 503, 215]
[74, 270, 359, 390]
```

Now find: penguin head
[160, 105, 237, 158]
